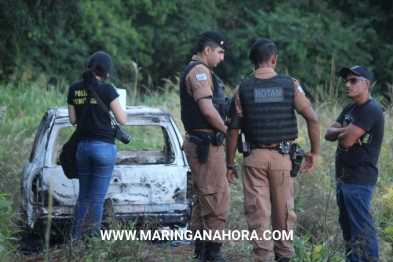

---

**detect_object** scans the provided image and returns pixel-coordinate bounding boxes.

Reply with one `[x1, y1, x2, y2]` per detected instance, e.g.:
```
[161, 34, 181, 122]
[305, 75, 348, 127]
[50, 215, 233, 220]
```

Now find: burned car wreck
[20, 106, 192, 239]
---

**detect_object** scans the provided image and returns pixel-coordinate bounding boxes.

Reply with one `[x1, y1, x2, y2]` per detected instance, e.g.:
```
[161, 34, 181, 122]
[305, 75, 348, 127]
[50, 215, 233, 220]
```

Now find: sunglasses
[342, 77, 367, 85]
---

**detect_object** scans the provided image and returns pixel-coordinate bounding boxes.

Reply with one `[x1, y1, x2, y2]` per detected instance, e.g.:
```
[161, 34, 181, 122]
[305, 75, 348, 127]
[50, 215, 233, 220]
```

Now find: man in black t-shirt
[325, 65, 384, 262]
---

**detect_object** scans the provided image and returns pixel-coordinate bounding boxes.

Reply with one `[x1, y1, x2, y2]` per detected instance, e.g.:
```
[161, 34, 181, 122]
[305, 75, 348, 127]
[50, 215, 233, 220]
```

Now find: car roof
[51, 106, 172, 119]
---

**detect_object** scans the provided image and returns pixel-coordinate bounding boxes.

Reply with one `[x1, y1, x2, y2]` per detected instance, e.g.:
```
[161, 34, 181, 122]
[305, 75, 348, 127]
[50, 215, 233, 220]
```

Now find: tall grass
[0, 84, 66, 195]
[0, 78, 392, 261]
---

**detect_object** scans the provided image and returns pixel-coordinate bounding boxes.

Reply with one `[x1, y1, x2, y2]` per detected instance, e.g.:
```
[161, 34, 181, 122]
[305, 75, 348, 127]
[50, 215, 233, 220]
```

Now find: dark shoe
[192, 253, 203, 261]
[192, 231, 205, 261]
[204, 242, 229, 262]
[275, 256, 290, 262]
[192, 239, 204, 260]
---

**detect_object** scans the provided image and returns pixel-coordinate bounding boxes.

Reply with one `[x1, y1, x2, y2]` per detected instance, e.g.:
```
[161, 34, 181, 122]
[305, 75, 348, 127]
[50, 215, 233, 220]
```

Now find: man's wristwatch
[226, 164, 237, 170]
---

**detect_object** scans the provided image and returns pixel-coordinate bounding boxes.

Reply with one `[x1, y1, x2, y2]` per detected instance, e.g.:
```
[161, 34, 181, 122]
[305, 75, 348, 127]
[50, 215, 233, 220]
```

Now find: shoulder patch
[196, 73, 207, 81]
[297, 85, 304, 93]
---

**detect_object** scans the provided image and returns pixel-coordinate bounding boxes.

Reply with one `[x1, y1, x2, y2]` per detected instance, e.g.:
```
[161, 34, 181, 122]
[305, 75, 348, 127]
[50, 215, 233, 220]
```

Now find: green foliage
[115, 125, 165, 151]
[0, 83, 66, 135]
[0, 0, 29, 77]
[0, 193, 20, 257]
[0, 83, 66, 194]
[1, 0, 392, 101]
[0, 0, 87, 85]
[218, 0, 377, 93]
[328, 0, 393, 94]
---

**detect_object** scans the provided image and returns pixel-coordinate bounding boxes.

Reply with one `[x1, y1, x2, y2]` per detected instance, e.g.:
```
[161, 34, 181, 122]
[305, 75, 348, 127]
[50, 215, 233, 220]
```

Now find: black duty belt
[251, 143, 280, 151]
[250, 141, 291, 154]
[187, 131, 224, 146]
[187, 130, 214, 136]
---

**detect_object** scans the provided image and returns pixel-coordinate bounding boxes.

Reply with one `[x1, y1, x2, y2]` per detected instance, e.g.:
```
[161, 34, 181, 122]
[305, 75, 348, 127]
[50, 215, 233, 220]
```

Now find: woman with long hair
[67, 51, 126, 241]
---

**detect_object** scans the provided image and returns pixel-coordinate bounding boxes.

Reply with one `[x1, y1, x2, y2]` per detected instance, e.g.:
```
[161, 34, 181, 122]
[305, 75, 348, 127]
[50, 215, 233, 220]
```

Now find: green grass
[1, 80, 393, 261]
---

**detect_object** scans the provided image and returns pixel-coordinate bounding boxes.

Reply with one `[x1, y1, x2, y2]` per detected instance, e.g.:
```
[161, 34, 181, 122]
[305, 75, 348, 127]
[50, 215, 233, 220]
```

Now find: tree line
[0, 0, 392, 97]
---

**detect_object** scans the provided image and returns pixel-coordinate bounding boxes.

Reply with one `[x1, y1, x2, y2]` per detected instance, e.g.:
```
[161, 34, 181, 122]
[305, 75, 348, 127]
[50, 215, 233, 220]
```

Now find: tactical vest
[180, 61, 227, 132]
[238, 74, 298, 144]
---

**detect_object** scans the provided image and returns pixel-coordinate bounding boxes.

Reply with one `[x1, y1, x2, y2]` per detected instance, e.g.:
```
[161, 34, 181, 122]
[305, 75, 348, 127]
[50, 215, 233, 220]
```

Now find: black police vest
[238, 74, 298, 144]
[180, 61, 226, 132]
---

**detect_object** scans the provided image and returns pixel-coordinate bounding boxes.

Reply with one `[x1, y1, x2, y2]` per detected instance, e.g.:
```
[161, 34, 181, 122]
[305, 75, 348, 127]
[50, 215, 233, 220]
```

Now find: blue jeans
[336, 182, 379, 262]
[71, 140, 116, 239]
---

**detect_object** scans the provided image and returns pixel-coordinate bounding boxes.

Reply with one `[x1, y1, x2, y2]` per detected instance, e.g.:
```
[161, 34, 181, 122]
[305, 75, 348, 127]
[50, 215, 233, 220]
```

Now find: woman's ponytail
[82, 68, 96, 90]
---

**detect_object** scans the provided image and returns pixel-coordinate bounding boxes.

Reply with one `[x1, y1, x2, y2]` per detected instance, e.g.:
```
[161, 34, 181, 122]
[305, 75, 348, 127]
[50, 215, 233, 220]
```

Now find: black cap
[87, 51, 113, 77]
[339, 65, 373, 84]
[249, 38, 276, 60]
[198, 30, 227, 51]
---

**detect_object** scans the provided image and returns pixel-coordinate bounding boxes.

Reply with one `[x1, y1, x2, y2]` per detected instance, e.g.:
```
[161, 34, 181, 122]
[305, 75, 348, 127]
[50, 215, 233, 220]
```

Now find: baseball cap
[198, 30, 227, 51]
[338, 65, 373, 84]
[87, 51, 113, 77]
[249, 38, 276, 60]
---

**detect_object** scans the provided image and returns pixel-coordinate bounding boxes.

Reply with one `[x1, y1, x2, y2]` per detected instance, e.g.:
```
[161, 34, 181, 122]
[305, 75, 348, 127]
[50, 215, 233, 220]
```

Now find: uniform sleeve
[234, 86, 243, 118]
[106, 84, 120, 104]
[293, 78, 311, 113]
[67, 90, 73, 105]
[67, 83, 75, 105]
[186, 64, 214, 101]
[225, 86, 242, 128]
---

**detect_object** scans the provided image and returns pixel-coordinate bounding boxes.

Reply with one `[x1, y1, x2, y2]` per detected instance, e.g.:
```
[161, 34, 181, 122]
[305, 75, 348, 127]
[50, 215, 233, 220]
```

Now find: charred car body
[20, 106, 192, 239]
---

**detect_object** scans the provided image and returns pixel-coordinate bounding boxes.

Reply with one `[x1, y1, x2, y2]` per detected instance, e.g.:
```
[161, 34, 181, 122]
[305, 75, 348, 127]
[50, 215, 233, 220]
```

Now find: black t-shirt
[67, 79, 119, 144]
[335, 99, 384, 186]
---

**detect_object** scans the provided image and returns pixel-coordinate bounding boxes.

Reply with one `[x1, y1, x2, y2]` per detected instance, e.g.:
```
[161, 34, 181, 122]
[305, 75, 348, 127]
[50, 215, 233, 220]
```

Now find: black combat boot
[275, 255, 290, 262]
[192, 238, 204, 261]
[191, 230, 205, 261]
[203, 242, 229, 262]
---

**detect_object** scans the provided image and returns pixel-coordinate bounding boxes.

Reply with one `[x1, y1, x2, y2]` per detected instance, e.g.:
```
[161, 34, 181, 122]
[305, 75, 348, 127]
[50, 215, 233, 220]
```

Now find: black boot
[192, 230, 205, 261]
[192, 238, 204, 260]
[275, 255, 290, 262]
[204, 242, 228, 262]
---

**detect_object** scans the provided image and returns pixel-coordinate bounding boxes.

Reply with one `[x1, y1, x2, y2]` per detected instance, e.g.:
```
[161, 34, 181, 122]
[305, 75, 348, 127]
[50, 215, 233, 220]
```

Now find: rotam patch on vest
[254, 87, 284, 103]
[195, 73, 207, 81]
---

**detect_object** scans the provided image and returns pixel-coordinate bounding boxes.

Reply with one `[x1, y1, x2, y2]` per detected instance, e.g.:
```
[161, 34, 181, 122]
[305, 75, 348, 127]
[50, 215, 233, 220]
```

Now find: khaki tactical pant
[183, 134, 229, 243]
[242, 149, 296, 260]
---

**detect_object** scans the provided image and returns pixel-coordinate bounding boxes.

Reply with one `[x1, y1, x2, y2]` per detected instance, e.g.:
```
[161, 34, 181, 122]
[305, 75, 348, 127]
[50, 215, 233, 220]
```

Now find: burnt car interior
[54, 125, 175, 165]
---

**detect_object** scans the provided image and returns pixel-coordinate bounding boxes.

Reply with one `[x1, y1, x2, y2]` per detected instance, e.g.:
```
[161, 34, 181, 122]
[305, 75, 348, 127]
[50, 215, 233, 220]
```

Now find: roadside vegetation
[0, 77, 392, 261]
[1, 0, 393, 96]
[1, 1, 392, 261]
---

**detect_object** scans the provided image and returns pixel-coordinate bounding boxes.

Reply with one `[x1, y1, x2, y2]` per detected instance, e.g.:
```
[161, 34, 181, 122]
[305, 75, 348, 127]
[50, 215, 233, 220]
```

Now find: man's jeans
[71, 140, 116, 239]
[336, 182, 379, 262]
